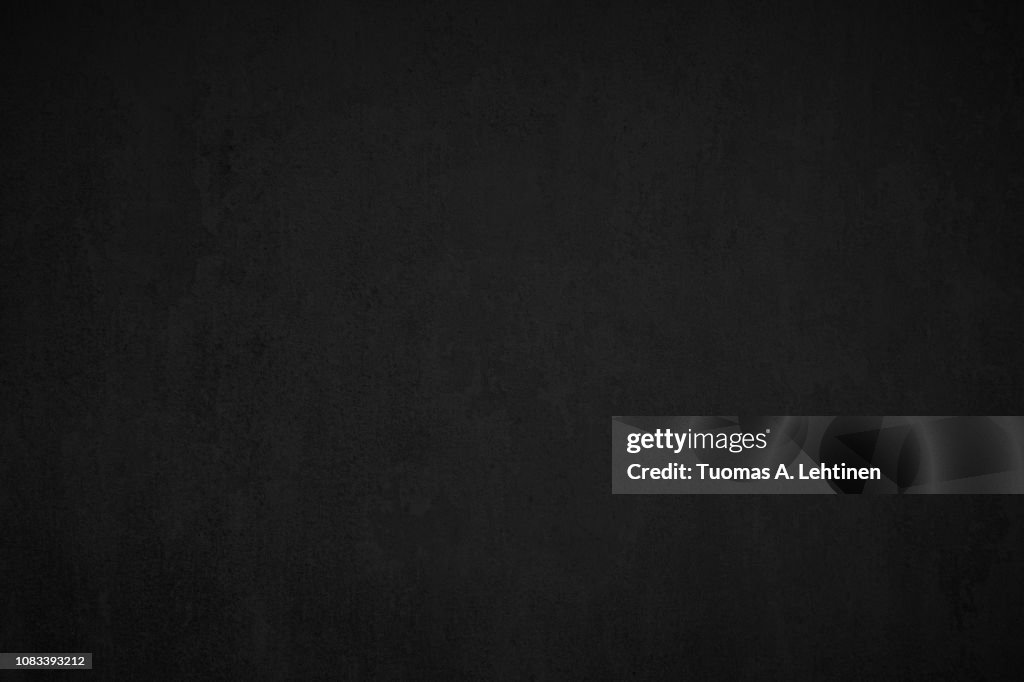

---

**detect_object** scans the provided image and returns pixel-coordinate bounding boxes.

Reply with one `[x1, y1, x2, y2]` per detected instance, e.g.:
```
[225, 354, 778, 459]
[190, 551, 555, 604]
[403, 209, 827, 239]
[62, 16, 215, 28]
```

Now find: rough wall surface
[2, 2, 1023, 678]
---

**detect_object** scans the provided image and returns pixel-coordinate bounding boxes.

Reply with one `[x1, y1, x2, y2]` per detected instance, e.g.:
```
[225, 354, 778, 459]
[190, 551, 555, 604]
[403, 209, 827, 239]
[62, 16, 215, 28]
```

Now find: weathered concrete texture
[2, 1, 1023, 678]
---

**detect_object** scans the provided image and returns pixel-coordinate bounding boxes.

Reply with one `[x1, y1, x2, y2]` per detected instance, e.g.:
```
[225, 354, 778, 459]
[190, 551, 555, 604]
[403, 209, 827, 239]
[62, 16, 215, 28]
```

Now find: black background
[2, 1, 1024, 678]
